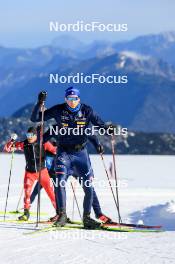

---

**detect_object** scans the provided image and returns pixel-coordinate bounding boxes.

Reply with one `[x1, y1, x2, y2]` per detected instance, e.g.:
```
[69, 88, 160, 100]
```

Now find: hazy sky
[0, 0, 175, 48]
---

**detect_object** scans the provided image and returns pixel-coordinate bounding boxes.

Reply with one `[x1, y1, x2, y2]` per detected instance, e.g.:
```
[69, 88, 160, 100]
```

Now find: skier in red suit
[4, 126, 56, 221]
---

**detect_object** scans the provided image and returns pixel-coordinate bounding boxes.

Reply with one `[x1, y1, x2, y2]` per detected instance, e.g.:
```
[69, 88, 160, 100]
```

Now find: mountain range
[0, 32, 175, 133]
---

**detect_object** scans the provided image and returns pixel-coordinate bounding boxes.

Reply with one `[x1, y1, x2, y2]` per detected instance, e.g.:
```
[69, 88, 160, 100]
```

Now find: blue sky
[0, 0, 175, 48]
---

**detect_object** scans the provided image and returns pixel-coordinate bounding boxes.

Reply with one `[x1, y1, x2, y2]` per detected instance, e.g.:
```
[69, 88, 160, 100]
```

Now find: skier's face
[26, 133, 37, 143]
[65, 95, 80, 108]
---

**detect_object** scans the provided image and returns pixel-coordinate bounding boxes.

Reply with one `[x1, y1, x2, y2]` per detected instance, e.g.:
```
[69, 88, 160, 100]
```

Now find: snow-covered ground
[0, 154, 175, 264]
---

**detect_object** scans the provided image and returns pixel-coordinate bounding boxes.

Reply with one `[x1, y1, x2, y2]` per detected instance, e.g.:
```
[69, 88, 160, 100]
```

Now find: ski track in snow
[0, 154, 175, 264]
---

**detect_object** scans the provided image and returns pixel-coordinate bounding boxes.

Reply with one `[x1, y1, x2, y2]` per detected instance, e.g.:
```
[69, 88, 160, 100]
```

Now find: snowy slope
[0, 154, 175, 264]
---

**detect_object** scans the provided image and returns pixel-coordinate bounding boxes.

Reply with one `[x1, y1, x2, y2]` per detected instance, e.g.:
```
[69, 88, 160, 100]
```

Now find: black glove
[38, 91, 47, 105]
[106, 124, 116, 135]
[96, 144, 104, 154]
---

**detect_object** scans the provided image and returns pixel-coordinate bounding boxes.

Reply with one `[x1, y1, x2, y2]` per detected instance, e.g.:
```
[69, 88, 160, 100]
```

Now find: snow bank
[130, 201, 175, 230]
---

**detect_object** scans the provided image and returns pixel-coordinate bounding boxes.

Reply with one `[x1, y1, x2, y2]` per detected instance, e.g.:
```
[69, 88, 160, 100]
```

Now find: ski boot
[96, 213, 112, 224]
[18, 209, 30, 221]
[83, 213, 101, 229]
[53, 209, 67, 227]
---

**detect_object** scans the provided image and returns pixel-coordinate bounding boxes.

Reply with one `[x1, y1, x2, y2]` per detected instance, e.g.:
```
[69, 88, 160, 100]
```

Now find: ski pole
[100, 153, 122, 223]
[71, 181, 76, 221]
[70, 181, 82, 221]
[111, 135, 122, 223]
[15, 185, 23, 213]
[36, 103, 45, 227]
[4, 148, 15, 221]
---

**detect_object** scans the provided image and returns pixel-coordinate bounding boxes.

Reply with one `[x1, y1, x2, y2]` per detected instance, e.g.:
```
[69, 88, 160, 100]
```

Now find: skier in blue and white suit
[31, 87, 112, 229]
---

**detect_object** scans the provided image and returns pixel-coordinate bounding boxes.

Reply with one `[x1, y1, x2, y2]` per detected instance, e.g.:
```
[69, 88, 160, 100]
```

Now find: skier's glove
[97, 144, 104, 154]
[38, 91, 47, 105]
[11, 133, 18, 141]
[106, 124, 116, 136]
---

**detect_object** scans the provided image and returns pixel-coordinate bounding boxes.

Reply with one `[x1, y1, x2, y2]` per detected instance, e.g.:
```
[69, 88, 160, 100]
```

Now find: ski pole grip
[38, 91, 47, 105]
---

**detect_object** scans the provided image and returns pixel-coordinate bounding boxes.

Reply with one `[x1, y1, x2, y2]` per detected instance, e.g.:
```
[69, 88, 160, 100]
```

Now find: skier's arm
[31, 103, 57, 122]
[43, 142, 57, 155]
[89, 107, 116, 135]
[89, 108, 107, 128]
[4, 141, 24, 152]
[88, 135, 104, 154]
[88, 135, 100, 149]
